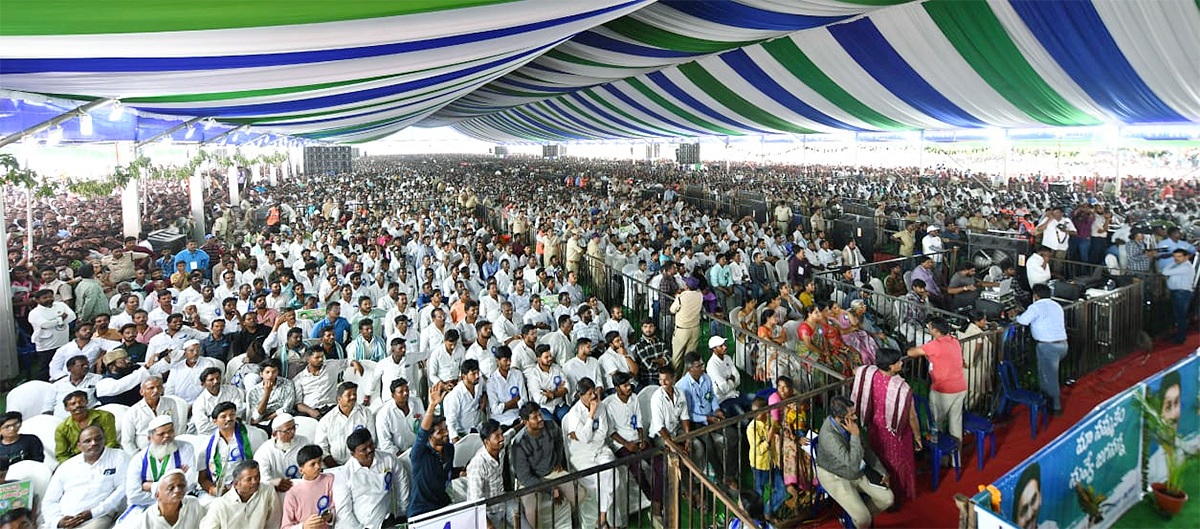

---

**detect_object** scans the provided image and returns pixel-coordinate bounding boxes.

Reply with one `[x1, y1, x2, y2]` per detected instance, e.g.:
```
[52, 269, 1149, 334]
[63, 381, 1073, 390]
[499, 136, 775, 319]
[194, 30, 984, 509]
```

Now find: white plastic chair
[6, 460, 52, 503]
[293, 416, 319, 443]
[636, 388, 656, 432]
[98, 403, 131, 438]
[452, 433, 482, 468]
[342, 359, 376, 388]
[7, 381, 54, 418]
[18, 414, 61, 472]
[246, 424, 268, 452]
[173, 434, 207, 468]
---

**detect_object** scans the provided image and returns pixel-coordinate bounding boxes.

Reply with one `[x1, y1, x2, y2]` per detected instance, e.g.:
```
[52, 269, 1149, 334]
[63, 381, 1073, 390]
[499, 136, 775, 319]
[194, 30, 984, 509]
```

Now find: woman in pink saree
[850, 348, 922, 503]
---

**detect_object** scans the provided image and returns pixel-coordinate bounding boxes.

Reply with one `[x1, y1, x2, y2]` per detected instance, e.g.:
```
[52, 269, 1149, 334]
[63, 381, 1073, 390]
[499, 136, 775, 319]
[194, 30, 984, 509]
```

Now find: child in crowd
[282, 444, 336, 529]
[747, 397, 785, 518]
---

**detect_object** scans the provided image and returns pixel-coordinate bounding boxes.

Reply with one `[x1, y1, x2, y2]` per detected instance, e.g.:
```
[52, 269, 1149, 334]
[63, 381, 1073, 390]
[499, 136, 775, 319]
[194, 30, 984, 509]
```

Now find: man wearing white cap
[158, 339, 223, 404]
[124, 469, 203, 529]
[122, 415, 198, 521]
[922, 225, 946, 267]
[705, 336, 750, 417]
[253, 413, 310, 494]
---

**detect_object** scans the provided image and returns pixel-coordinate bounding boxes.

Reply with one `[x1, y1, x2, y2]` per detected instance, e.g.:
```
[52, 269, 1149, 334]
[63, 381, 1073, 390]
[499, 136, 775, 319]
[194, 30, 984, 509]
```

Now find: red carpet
[812, 332, 1199, 529]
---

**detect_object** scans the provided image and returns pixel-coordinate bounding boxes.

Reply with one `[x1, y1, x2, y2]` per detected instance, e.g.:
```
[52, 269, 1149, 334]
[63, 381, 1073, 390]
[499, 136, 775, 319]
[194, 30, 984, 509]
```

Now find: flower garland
[1, 150, 290, 198]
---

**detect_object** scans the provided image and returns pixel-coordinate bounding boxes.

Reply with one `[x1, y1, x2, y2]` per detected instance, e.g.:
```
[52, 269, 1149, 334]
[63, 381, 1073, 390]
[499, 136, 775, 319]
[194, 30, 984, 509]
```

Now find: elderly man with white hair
[199, 459, 283, 529]
[122, 415, 198, 522]
[158, 339, 223, 404]
[124, 469, 203, 529]
[252, 413, 310, 494]
[121, 377, 187, 453]
[44, 425, 130, 529]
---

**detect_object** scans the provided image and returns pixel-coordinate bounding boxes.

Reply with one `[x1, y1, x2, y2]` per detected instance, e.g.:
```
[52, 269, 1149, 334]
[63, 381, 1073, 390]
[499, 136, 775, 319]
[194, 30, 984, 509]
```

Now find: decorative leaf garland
[2, 150, 290, 198]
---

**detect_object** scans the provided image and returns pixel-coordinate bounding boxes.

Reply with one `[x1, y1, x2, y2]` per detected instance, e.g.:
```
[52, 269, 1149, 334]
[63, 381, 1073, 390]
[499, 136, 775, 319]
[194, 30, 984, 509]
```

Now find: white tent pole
[0, 193, 19, 380]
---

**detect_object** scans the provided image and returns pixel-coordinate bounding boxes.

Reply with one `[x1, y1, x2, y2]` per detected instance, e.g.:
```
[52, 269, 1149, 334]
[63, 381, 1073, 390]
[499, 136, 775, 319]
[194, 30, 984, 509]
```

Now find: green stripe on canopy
[604, 17, 757, 53]
[923, 0, 1101, 126]
[676, 63, 816, 134]
[0, 0, 520, 35]
[625, 78, 741, 135]
[759, 38, 908, 130]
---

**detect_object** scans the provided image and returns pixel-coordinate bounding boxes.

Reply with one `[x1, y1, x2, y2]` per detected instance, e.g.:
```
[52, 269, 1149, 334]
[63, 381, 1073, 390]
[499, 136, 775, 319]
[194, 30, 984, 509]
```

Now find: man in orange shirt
[907, 317, 967, 444]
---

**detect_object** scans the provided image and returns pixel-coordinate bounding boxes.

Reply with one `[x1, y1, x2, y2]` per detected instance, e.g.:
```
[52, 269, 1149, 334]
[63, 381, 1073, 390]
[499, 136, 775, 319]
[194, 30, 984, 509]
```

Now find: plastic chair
[636, 388, 656, 431]
[173, 434, 207, 468]
[246, 424, 268, 452]
[293, 416, 319, 443]
[98, 403, 131, 438]
[18, 414, 60, 472]
[963, 411, 996, 471]
[913, 394, 961, 491]
[996, 361, 1049, 439]
[7, 381, 54, 418]
[7, 460, 52, 502]
[343, 359, 376, 387]
[453, 433, 482, 468]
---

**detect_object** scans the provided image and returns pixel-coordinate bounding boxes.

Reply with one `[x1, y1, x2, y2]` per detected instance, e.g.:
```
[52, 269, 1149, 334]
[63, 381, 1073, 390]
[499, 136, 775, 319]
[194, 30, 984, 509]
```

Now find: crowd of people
[3, 154, 1196, 529]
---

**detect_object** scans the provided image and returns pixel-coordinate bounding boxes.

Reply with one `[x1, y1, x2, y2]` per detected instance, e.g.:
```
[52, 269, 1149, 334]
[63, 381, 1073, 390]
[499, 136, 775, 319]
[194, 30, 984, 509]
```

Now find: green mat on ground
[1112, 458, 1200, 528]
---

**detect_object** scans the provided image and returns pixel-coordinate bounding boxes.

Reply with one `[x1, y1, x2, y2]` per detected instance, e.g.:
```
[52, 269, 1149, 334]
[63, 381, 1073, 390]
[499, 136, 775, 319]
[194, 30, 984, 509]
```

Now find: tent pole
[0, 98, 115, 149]
[0, 194, 18, 381]
[135, 117, 203, 149]
[201, 124, 247, 145]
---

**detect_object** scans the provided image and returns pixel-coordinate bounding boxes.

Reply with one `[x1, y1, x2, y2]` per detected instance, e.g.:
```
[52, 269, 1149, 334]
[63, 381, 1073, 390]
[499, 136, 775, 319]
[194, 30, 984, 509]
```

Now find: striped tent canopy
[2, 0, 1198, 144]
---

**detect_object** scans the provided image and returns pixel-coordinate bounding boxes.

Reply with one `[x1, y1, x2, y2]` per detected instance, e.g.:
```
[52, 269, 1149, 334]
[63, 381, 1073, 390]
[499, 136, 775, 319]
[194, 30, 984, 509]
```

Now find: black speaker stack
[542, 145, 564, 158]
[303, 146, 353, 175]
[493, 146, 509, 156]
[676, 143, 700, 165]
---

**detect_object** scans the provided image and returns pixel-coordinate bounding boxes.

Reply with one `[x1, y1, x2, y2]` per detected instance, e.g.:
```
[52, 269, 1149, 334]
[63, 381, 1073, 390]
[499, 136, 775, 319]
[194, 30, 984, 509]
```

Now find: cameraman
[1034, 207, 1075, 277]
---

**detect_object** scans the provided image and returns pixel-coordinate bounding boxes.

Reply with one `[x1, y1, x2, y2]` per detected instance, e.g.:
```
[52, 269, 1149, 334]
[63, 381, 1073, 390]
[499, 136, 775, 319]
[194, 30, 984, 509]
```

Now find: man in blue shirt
[310, 301, 351, 346]
[1161, 249, 1196, 344]
[172, 240, 211, 275]
[1013, 283, 1068, 414]
[676, 352, 737, 490]
[409, 381, 453, 519]
[1155, 228, 1196, 272]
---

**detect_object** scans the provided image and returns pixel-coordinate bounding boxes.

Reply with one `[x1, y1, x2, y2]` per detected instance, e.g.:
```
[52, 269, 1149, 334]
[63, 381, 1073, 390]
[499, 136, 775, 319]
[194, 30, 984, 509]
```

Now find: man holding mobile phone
[815, 396, 894, 529]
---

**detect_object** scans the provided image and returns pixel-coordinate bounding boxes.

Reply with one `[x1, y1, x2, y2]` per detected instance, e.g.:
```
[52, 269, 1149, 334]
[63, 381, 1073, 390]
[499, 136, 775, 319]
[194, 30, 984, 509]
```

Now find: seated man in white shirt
[597, 331, 639, 391]
[122, 415, 198, 519]
[526, 344, 570, 422]
[465, 419, 520, 529]
[331, 428, 402, 529]
[199, 459, 283, 529]
[292, 346, 364, 418]
[563, 377, 622, 528]
[198, 402, 257, 501]
[124, 469, 204, 529]
[121, 377, 188, 454]
[486, 346, 527, 428]
[190, 367, 244, 436]
[562, 338, 602, 392]
[465, 320, 500, 384]
[43, 425, 130, 529]
[252, 413, 309, 494]
[159, 339, 223, 404]
[376, 378, 424, 458]
[426, 328, 465, 386]
[705, 336, 751, 417]
[443, 359, 485, 443]
[315, 381, 376, 467]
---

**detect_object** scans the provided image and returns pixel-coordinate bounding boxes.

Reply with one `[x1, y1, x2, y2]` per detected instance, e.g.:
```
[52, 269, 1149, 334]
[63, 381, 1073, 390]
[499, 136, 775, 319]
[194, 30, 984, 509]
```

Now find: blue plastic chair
[963, 411, 996, 470]
[914, 394, 961, 491]
[996, 361, 1049, 439]
[755, 387, 777, 401]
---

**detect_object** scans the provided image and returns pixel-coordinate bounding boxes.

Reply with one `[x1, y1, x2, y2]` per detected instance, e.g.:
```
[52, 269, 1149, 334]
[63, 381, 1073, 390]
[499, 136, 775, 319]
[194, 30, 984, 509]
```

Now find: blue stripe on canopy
[0, 0, 642, 74]
[645, 71, 773, 134]
[571, 31, 699, 59]
[134, 43, 556, 117]
[1008, 0, 1186, 123]
[829, 18, 983, 128]
[719, 49, 866, 131]
[658, 0, 849, 31]
[599, 84, 712, 136]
